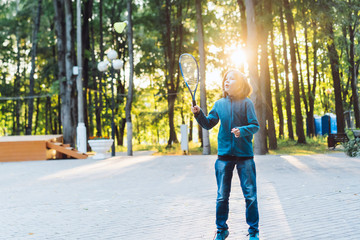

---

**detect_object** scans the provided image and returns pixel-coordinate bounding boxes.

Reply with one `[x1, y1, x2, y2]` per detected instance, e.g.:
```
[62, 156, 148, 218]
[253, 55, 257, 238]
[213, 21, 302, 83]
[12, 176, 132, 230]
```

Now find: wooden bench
[328, 133, 349, 149]
[0, 135, 87, 162]
[0, 135, 63, 162]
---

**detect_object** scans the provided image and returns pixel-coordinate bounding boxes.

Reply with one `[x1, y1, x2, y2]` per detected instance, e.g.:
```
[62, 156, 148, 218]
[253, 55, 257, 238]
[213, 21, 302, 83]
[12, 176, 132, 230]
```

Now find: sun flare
[231, 48, 247, 66]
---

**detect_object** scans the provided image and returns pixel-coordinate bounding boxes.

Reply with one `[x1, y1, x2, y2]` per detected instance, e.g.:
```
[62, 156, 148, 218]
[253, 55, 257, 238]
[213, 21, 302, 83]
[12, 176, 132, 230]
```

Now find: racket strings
[180, 57, 198, 91]
[186, 77, 197, 92]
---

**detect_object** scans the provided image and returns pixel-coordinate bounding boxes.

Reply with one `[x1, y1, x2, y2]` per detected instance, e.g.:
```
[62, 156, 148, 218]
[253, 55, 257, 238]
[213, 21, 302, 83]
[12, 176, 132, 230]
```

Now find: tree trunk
[198, 122, 203, 146]
[88, 87, 93, 137]
[189, 118, 193, 142]
[63, 0, 76, 146]
[308, 20, 318, 137]
[34, 97, 40, 134]
[117, 118, 126, 146]
[297, 40, 310, 137]
[82, 0, 93, 139]
[57, 95, 61, 134]
[195, 0, 211, 155]
[283, 0, 306, 144]
[164, 0, 179, 147]
[261, 0, 277, 150]
[46, 96, 51, 134]
[270, 28, 284, 139]
[280, 6, 294, 140]
[167, 93, 178, 146]
[245, 0, 267, 155]
[125, 0, 134, 156]
[51, 42, 57, 134]
[95, 0, 104, 137]
[90, 18, 97, 137]
[14, 1, 21, 135]
[303, 8, 314, 137]
[116, 77, 126, 146]
[326, 22, 345, 133]
[341, 26, 352, 110]
[53, 0, 66, 136]
[296, 33, 308, 135]
[349, 24, 360, 128]
[236, 0, 247, 45]
[26, 0, 42, 135]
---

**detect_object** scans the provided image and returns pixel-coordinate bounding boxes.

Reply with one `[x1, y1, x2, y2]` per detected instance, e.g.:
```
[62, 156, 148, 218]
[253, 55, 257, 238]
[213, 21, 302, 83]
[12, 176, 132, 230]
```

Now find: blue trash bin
[314, 116, 322, 136]
[322, 113, 337, 135]
[307, 116, 323, 136]
[329, 114, 337, 134]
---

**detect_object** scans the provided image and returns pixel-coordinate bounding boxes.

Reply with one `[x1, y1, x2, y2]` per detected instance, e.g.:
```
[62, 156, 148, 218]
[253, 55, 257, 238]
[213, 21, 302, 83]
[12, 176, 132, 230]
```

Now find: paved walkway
[0, 152, 359, 240]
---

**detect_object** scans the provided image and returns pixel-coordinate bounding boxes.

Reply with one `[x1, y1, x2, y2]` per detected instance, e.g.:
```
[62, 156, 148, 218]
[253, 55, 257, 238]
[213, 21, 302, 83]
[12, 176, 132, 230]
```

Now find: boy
[191, 70, 260, 240]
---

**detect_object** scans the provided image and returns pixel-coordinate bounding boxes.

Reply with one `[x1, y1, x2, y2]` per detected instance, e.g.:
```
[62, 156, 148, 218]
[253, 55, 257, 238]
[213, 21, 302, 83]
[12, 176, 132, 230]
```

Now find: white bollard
[76, 122, 87, 153]
[181, 124, 189, 154]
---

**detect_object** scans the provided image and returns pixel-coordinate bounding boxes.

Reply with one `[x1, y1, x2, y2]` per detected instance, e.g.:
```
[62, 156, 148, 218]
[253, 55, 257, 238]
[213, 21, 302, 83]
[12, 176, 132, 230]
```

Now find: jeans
[215, 158, 259, 235]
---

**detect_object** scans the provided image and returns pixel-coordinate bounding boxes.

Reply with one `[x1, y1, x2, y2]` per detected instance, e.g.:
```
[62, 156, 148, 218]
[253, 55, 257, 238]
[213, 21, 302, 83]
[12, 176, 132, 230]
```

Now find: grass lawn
[115, 136, 337, 156]
[268, 137, 334, 155]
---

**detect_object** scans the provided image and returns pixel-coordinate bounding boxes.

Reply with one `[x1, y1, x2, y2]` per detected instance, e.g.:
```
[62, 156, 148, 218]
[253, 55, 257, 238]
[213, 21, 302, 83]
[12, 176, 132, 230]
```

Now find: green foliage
[343, 129, 360, 157]
[342, 138, 360, 157]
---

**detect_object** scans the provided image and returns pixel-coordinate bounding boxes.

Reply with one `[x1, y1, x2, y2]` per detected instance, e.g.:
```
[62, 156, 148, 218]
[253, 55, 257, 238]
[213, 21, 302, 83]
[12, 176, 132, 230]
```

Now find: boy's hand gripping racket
[179, 53, 199, 107]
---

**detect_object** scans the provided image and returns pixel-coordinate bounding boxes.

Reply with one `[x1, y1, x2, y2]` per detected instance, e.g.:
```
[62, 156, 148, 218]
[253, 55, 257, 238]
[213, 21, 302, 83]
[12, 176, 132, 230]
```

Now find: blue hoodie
[195, 96, 259, 158]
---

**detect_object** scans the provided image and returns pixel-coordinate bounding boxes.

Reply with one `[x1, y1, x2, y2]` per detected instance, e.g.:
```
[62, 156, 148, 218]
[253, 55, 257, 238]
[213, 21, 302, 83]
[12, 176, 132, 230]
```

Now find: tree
[195, 0, 210, 155]
[279, 5, 294, 140]
[347, 0, 360, 128]
[125, 0, 134, 156]
[261, 0, 277, 150]
[236, 0, 247, 45]
[54, 0, 76, 146]
[283, 0, 306, 144]
[305, 0, 320, 138]
[95, 0, 104, 137]
[82, 0, 94, 141]
[14, 0, 22, 135]
[4, 0, 360, 152]
[308, 17, 318, 137]
[53, 0, 66, 134]
[323, 8, 345, 133]
[163, 0, 181, 147]
[26, 0, 43, 135]
[269, 10, 284, 139]
[245, 0, 267, 155]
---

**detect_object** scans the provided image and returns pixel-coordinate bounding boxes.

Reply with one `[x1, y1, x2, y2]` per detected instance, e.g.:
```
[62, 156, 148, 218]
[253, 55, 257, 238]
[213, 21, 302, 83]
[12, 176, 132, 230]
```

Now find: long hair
[222, 70, 252, 99]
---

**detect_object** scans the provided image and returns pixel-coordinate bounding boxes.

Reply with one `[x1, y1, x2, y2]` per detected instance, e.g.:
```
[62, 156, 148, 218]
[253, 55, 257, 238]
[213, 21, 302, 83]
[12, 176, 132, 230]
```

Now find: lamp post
[97, 50, 123, 157]
[95, 21, 127, 157]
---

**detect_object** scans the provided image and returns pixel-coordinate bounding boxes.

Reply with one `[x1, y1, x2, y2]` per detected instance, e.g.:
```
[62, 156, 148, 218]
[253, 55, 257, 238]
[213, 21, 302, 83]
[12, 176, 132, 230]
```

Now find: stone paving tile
[0, 152, 359, 239]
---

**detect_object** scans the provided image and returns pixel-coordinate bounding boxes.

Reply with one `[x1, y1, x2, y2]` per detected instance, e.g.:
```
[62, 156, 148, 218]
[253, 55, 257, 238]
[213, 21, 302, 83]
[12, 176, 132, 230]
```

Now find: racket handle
[192, 99, 196, 107]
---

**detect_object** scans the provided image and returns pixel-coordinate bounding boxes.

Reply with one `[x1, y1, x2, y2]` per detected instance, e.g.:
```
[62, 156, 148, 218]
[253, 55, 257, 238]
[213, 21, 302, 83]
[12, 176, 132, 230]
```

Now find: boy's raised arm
[193, 104, 219, 130]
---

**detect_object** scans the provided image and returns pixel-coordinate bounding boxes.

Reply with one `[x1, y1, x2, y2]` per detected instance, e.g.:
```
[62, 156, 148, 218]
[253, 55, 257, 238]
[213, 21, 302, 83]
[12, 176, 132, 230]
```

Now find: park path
[0, 152, 359, 239]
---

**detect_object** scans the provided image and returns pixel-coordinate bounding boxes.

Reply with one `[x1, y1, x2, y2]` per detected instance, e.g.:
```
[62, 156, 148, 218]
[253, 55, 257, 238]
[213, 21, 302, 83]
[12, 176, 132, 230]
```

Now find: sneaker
[214, 229, 229, 240]
[249, 232, 259, 240]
